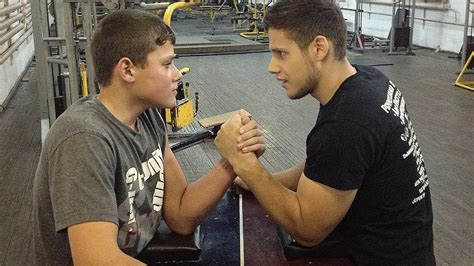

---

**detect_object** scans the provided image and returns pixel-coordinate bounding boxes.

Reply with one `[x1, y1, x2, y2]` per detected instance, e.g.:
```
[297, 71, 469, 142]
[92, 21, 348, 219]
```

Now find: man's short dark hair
[264, 0, 347, 60]
[91, 9, 176, 86]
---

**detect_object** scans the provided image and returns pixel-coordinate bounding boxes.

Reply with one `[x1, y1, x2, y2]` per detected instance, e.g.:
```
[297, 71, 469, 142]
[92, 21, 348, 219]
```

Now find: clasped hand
[215, 109, 265, 165]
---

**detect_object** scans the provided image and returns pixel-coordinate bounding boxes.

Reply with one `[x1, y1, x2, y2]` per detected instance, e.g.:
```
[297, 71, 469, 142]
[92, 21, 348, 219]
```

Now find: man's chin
[286, 90, 298, 100]
[288, 91, 308, 100]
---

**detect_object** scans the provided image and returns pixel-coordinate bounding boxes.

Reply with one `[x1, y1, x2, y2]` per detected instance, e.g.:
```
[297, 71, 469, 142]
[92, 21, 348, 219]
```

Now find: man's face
[132, 41, 182, 109]
[267, 29, 318, 100]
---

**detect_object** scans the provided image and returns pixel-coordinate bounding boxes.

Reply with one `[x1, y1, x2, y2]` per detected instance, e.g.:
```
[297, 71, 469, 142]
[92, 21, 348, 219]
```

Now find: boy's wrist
[217, 158, 236, 178]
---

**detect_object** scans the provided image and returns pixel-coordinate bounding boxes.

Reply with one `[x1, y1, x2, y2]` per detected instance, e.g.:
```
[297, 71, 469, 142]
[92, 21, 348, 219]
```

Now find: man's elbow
[293, 234, 324, 247]
[291, 226, 330, 247]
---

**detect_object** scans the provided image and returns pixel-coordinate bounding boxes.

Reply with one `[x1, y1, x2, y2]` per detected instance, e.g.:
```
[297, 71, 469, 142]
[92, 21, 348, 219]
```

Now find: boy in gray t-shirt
[33, 10, 264, 265]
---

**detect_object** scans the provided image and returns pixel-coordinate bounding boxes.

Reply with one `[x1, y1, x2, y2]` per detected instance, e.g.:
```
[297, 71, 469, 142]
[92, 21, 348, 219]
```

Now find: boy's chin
[164, 102, 177, 109]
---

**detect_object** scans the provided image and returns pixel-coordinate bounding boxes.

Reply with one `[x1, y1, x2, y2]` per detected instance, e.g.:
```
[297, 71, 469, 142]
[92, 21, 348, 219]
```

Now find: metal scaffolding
[31, 0, 134, 139]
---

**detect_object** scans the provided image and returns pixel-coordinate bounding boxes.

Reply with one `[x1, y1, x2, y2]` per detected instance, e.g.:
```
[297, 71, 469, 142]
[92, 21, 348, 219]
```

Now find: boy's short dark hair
[264, 0, 347, 60]
[91, 9, 176, 86]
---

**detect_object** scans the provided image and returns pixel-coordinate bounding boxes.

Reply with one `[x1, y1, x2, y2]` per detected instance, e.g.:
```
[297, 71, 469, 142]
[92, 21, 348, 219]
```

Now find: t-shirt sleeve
[304, 120, 376, 190]
[48, 132, 118, 232]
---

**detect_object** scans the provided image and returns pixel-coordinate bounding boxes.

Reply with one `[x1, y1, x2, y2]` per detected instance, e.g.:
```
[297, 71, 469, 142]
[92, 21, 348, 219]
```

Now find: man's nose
[267, 57, 278, 75]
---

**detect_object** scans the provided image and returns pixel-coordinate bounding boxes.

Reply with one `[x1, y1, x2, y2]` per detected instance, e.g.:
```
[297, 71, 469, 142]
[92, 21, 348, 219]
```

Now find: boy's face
[132, 41, 182, 109]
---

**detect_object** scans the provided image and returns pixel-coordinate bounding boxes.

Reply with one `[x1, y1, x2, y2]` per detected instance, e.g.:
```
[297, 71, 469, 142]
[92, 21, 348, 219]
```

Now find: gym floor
[0, 13, 472, 265]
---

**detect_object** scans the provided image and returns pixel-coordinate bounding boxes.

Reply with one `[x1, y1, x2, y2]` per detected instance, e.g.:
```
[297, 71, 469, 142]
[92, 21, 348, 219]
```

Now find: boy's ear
[309, 35, 330, 61]
[116, 57, 135, 83]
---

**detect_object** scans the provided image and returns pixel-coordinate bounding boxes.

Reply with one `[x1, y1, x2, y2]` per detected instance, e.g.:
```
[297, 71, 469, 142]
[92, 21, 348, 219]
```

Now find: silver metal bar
[0, 24, 24, 45]
[362, 10, 468, 27]
[82, 1, 96, 94]
[0, 14, 23, 31]
[43, 0, 59, 124]
[43, 37, 67, 43]
[46, 57, 70, 65]
[62, 0, 80, 103]
[140, 2, 170, 10]
[31, 0, 57, 127]
[63, 72, 73, 108]
[63, 0, 134, 3]
[461, 0, 471, 67]
[406, 0, 415, 55]
[389, 0, 396, 53]
[354, 0, 360, 50]
[22, 6, 32, 15]
[0, 29, 32, 64]
[0, 2, 23, 17]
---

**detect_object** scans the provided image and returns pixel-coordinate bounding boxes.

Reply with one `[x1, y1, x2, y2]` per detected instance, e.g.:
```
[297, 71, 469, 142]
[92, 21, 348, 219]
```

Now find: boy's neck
[97, 84, 143, 131]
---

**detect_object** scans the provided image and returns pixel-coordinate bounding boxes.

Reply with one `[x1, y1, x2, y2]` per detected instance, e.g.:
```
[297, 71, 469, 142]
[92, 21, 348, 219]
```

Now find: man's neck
[97, 85, 144, 131]
[311, 57, 356, 105]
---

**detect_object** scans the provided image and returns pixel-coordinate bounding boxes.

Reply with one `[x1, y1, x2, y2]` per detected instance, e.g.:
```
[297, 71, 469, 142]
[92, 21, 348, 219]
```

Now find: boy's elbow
[167, 221, 198, 236]
[173, 226, 196, 236]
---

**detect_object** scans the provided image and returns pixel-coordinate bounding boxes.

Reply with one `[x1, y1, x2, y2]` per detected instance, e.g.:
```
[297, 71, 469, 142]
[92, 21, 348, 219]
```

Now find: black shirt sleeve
[304, 120, 376, 190]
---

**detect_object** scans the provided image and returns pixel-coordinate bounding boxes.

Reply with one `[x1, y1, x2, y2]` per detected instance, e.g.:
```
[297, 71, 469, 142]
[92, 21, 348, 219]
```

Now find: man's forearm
[273, 161, 305, 191]
[232, 156, 310, 242]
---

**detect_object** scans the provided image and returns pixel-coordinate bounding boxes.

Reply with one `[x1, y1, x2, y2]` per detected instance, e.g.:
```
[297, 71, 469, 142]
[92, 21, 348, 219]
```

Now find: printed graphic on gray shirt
[117, 146, 164, 254]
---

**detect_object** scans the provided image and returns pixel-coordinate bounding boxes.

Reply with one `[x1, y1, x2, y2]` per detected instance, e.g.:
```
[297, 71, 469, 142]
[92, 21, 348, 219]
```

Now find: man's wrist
[232, 153, 259, 179]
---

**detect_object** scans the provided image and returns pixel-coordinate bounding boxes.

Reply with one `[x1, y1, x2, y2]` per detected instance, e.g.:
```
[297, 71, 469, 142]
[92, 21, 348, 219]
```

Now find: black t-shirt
[304, 65, 435, 265]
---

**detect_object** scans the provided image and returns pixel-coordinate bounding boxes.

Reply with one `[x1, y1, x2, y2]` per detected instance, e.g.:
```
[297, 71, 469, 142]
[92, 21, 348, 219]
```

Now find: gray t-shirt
[33, 95, 166, 265]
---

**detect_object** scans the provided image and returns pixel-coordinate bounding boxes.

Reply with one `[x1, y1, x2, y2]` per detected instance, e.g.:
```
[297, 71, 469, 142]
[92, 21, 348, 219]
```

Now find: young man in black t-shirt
[215, 0, 435, 264]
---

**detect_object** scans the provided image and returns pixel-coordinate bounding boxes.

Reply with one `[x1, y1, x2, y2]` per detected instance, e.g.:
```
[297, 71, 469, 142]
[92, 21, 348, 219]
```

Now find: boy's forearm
[169, 158, 235, 234]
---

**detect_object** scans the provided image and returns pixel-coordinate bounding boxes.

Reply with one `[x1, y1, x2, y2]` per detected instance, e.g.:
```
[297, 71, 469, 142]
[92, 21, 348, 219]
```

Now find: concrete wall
[0, 0, 35, 109]
[0, 36, 34, 108]
[340, 0, 466, 53]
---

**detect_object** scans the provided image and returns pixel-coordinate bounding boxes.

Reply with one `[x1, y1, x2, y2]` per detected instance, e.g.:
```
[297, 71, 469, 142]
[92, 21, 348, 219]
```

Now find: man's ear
[309, 35, 330, 61]
[116, 57, 135, 83]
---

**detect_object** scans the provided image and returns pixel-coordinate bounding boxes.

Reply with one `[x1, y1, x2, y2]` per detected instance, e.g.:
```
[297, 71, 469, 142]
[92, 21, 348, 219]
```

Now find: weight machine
[342, 0, 415, 54]
[237, 0, 270, 41]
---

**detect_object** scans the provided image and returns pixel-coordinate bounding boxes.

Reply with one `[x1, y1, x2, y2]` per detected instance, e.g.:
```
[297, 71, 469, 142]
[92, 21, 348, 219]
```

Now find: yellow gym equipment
[454, 51, 474, 91]
[164, 68, 199, 132]
[164, 0, 202, 26]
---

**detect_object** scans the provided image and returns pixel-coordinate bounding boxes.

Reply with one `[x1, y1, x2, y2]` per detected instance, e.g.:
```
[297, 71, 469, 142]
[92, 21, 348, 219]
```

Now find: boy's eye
[273, 51, 286, 58]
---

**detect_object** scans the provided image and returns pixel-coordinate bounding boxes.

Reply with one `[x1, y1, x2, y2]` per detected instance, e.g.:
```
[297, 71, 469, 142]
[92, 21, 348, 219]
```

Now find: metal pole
[353, 0, 360, 50]
[406, 0, 416, 55]
[389, 0, 397, 54]
[55, 0, 66, 38]
[62, 0, 80, 104]
[82, 1, 96, 94]
[357, 0, 364, 50]
[31, 0, 55, 139]
[462, 0, 471, 67]
[30, 0, 48, 130]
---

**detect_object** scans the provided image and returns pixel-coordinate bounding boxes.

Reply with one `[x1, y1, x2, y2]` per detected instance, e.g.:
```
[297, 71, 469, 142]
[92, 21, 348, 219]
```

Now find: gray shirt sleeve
[48, 132, 118, 232]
